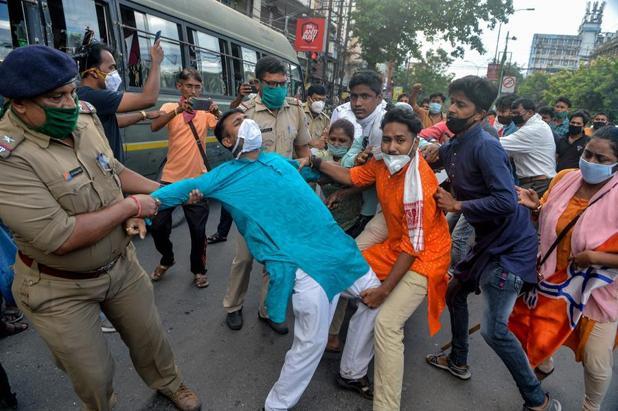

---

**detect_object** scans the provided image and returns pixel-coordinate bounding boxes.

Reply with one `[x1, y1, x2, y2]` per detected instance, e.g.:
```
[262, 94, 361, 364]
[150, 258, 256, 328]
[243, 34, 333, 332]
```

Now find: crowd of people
[0, 39, 616, 411]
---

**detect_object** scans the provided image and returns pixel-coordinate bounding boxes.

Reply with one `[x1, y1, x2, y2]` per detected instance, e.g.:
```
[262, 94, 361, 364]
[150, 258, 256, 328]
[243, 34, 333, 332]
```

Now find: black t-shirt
[556, 135, 589, 172]
[76, 86, 125, 163]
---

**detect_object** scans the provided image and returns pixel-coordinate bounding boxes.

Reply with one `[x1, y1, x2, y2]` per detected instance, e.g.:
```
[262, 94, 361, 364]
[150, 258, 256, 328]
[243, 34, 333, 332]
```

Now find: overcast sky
[444, 0, 618, 78]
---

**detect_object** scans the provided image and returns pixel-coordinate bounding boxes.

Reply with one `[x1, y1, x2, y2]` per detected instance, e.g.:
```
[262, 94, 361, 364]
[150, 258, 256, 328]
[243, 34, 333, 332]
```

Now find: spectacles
[260, 80, 288, 88]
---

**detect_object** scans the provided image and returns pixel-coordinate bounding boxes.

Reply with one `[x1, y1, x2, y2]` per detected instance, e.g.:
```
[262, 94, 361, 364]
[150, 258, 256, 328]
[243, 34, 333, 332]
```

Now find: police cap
[0, 45, 78, 99]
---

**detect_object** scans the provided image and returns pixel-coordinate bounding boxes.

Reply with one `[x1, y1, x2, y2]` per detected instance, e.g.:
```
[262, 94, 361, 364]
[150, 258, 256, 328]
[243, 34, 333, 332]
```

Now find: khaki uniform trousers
[12, 244, 181, 411]
[373, 271, 428, 411]
[329, 212, 388, 336]
[223, 234, 269, 316]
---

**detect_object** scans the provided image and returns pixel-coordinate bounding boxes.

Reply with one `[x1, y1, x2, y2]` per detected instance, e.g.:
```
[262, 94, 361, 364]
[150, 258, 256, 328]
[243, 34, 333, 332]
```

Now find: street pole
[322, 0, 334, 91]
[493, 22, 502, 63]
[337, 0, 354, 97]
[497, 31, 512, 99]
[331, 0, 345, 99]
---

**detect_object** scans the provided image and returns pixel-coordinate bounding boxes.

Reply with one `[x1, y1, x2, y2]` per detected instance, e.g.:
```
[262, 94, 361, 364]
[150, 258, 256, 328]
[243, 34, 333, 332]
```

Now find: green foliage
[394, 50, 454, 98]
[351, 0, 514, 69]
[518, 58, 618, 120]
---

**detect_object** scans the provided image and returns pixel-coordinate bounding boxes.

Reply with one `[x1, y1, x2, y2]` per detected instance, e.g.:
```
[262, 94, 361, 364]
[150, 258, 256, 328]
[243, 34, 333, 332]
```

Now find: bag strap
[188, 120, 211, 171]
[538, 189, 610, 266]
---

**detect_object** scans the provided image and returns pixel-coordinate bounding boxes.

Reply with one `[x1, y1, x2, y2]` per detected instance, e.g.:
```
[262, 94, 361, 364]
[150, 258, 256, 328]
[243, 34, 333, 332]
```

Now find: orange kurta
[350, 156, 451, 335]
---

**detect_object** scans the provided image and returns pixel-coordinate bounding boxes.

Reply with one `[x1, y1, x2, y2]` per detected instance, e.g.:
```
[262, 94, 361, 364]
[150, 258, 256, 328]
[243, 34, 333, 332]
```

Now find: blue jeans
[448, 214, 475, 273]
[446, 262, 545, 407]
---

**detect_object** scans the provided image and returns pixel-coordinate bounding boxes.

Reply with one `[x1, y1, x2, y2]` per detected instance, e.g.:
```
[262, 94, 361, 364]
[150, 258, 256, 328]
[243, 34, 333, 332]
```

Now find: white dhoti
[264, 268, 381, 411]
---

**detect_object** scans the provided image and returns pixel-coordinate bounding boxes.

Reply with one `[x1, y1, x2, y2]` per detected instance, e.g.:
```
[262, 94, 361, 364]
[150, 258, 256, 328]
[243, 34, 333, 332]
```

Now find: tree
[517, 71, 551, 103]
[517, 58, 618, 119]
[351, 0, 514, 70]
[394, 50, 454, 99]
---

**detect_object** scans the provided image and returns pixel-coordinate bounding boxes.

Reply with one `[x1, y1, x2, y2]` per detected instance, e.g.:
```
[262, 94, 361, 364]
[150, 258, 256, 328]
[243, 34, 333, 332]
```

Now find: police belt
[19, 251, 119, 280]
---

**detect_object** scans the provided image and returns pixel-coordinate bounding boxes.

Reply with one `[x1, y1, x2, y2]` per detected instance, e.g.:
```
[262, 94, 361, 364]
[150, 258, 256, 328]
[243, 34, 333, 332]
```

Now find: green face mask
[554, 111, 568, 121]
[261, 84, 288, 110]
[35, 97, 80, 139]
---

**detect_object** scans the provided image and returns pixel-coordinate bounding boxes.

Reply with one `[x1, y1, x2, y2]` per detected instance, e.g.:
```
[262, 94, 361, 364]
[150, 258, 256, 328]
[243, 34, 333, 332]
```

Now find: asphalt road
[1, 203, 616, 411]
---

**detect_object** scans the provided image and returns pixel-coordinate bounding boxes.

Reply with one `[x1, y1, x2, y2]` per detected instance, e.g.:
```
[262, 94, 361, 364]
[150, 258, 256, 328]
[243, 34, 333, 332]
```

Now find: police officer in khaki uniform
[0, 46, 201, 411]
[303, 84, 330, 149]
[224, 56, 311, 333]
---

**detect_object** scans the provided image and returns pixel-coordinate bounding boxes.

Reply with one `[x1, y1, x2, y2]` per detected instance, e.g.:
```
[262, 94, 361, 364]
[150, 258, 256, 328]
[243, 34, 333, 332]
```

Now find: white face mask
[381, 143, 415, 175]
[310, 100, 325, 114]
[105, 70, 122, 92]
[232, 119, 262, 158]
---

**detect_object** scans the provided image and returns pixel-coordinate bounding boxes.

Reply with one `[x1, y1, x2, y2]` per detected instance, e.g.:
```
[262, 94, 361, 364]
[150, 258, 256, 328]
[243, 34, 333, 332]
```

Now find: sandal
[0, 320, 27, 338]
[207, 233, 227, 244]
[2, 306, 23, 324]
[194, 273, 209, 288]
[426, 352, 472, 380]
[325, 334, 342, 353]
[335, 373, 373, 400]
[151, 262, 174, 281]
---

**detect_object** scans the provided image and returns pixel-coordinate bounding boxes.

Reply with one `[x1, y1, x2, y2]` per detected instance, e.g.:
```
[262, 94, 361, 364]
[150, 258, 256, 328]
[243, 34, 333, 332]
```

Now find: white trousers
[264, 269, 381, 411]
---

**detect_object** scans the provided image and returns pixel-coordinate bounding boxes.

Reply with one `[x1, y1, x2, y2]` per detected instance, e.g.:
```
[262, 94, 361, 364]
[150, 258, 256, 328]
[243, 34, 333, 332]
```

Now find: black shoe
[207, 233, 227, 244]
[226, 309, 243, 331]
[258, 313, 289, 335]
[335, 373, 373, 400]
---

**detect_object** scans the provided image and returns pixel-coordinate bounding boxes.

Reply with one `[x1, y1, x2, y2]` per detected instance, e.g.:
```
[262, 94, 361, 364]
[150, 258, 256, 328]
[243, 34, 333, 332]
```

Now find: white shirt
[500, 113, 557, 179]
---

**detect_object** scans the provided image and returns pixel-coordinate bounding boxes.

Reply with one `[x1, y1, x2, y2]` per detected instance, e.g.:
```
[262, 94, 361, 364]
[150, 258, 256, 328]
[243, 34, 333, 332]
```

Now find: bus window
[47, 0, 100, 53]
[231, 43, 258, 94]
[94, 1, 113, 49]
[120, 6, 182, 90]
[0, 1, 11, 60]
[241, 47, 257, 82]
[187, 29, 226, 96]
[290, 63, 303, 98]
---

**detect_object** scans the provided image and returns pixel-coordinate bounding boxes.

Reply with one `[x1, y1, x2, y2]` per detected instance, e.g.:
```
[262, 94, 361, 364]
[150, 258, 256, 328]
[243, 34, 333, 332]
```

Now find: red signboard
[294, 18, 326, 52]
[486, 63, 499, 81]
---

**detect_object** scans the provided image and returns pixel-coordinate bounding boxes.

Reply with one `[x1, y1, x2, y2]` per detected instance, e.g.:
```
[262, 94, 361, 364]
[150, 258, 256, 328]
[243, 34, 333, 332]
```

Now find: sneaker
[426, 353, 471, 380]
[101, 318, 116, 333]
[523, 394, 561, 411]
[161, 383, 201, 411]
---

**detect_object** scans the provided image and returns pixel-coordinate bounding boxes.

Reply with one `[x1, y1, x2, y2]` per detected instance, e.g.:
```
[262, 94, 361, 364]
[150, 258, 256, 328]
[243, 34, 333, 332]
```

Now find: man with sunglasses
[224, 56, 311, 333]
[76, 40, 164, 163]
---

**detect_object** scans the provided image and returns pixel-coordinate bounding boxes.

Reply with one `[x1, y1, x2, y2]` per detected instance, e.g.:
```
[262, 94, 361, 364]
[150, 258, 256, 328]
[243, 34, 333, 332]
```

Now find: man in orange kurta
[313, 107, 450, 410]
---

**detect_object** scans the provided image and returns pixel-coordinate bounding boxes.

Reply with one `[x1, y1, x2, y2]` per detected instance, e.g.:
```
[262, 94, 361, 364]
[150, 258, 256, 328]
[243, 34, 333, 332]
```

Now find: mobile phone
[154, 30, 162, 43]
[250, 84, 258, 93]
[191, 98, 213, 111]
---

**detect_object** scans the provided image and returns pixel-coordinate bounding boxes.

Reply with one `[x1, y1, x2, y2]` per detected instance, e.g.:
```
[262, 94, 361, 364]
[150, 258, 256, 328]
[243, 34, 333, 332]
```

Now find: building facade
[527, 1, 611, 73]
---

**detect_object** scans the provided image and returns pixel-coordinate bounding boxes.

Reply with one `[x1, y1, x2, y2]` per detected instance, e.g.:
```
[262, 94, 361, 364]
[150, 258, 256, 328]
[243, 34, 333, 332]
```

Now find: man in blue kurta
[151, 110, 381, 410]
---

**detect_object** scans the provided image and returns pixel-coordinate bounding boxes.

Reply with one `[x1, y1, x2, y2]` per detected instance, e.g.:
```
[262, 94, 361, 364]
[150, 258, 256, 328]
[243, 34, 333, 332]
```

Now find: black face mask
[568, 124, 583, 136]
[512, 114, 526, 127]
[593, 121, 607, 130]
[446, 114, 475, 135]
[497, 115, 512, 125]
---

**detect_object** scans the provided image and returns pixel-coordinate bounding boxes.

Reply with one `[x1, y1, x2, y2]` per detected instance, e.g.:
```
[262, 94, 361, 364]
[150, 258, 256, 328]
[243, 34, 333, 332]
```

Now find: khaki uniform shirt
[240, 95, 311, 158]
[0, 102, 130, 271]
[303, 103, 330, 142]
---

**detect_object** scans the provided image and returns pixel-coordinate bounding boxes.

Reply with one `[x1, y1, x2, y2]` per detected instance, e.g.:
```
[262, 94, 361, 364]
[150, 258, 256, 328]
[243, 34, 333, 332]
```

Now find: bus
[0, 0, 303, 177]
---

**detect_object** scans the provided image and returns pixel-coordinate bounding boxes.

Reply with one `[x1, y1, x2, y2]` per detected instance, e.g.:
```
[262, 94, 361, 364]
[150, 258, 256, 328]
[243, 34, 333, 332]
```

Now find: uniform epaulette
[79, 100, 97, 114]
[0, 134, 25, 159]
[286, 97, 301, 106]
[239, 99, 255, 113]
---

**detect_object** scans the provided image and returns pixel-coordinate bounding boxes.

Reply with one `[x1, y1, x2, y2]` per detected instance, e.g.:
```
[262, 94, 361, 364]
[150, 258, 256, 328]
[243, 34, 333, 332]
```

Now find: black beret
[0, 45, 78, 99]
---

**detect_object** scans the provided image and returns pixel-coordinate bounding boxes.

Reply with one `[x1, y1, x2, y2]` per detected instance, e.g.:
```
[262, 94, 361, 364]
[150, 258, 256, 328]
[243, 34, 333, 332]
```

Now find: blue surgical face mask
[579, 157, 617, 184]
[429, 102, 442, 114]
[327, 144, 349, 158]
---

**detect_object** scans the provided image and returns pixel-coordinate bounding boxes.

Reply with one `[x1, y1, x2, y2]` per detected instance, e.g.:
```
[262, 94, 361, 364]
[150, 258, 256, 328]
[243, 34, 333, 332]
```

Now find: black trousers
[216, 206, 233, 238]
[151, 200, 210, 275]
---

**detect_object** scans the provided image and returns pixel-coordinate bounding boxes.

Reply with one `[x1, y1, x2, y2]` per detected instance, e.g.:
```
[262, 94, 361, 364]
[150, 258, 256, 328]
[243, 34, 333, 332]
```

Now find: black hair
[349, 70, 382, 96]
[592, 125, 618, 158]
[488, 109, 497, 116]
[593, 111, 609, 119]
[214, 108, 243, 144]
[447, 76, 497, 113]
[537, 106, 555, 117]
[555, 96, 572, 108]
[255, 56, 286, 81]
[420, 97, 430, 105]
[495, 94, 518, 111]
[176, 68, 202, 83]
[76, 42, 115, 76]
[380, 107, 422, 135]
[307, 84, 326, 96]
[329, 119, 355, 141]
[429, 92, 446, 103]
[397, 93, 409, 102]
[570, 110, 590, 125]
[511, 98, 536, 112]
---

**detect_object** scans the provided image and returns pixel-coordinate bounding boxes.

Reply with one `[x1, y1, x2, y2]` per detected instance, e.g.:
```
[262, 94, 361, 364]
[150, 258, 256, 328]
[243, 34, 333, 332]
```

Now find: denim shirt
[437, 124, 538, 284]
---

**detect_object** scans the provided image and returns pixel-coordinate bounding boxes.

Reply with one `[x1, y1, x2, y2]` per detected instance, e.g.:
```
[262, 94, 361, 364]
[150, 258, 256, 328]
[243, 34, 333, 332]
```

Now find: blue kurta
[152, 152, 370, 322]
